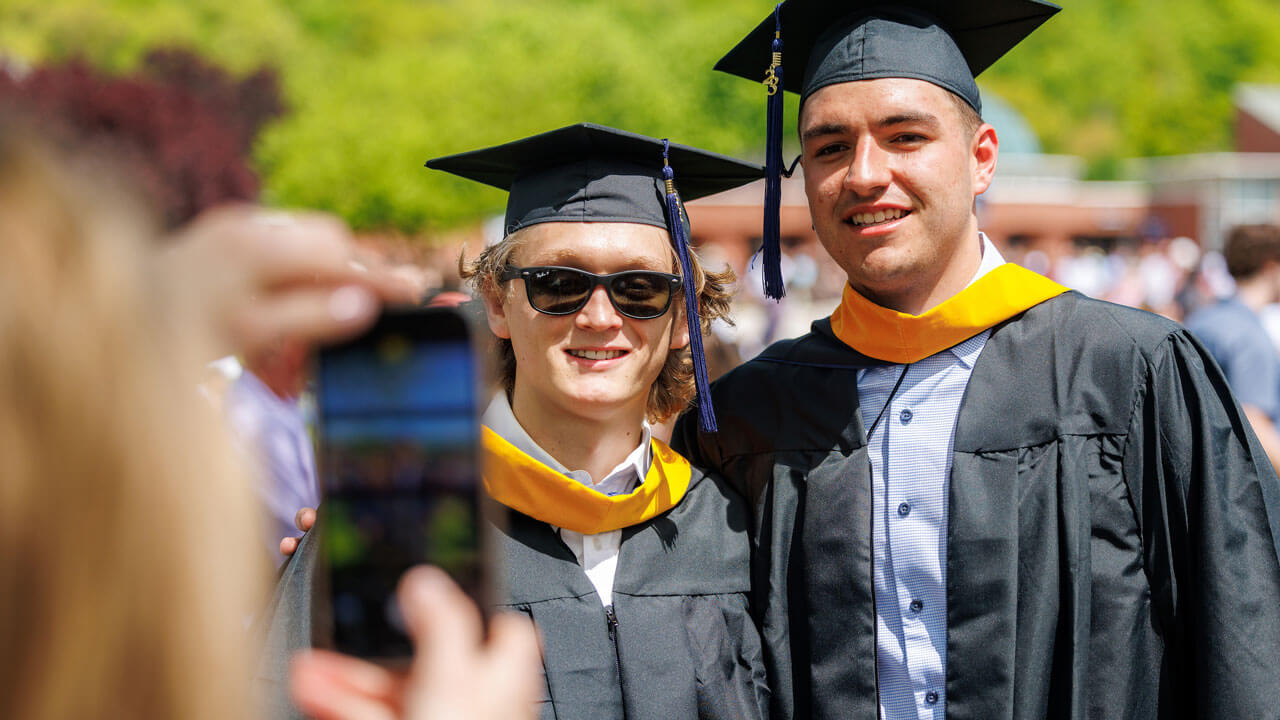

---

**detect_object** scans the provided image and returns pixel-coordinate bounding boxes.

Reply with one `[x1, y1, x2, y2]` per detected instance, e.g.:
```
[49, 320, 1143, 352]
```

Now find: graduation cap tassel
[662, 141, 717, 433]
[761, 4, 786, 301]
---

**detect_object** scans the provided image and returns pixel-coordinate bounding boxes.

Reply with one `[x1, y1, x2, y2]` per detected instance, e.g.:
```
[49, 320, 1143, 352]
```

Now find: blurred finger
[163, 205, 423, 358]
[279, 536, 299, 557]
[197, 208, 371, 296]
[295, 507, 317, 533]
[360, 265, 424, 305]
[231, 285, 379, 351]
[400, 566, 484, 688]
[482, 613, 543, 711]
[239, 213, 417, 304]
[291, 650, 400, 720]
[294, 650, 405, 700]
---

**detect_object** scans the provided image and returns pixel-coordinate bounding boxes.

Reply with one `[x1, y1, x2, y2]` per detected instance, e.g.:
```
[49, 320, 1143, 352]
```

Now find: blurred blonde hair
[461, 224, 734, 424]
[0, 123, 263, 719]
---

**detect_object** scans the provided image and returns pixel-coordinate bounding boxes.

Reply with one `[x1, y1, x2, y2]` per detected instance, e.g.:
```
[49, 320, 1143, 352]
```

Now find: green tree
[984, 0, 1280, 178]
[5, 0, 1280, 225]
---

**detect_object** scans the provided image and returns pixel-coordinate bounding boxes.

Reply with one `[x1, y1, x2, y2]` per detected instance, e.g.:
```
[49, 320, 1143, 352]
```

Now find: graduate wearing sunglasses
[437, 124, 769, 720]
[256, 124, 769, 720]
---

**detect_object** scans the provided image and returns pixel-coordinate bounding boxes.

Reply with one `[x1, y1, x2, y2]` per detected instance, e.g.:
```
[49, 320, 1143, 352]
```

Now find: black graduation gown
[673, 290, 1280, 720]
[255, 468, 770, 720]
[498, 467, 768, 720]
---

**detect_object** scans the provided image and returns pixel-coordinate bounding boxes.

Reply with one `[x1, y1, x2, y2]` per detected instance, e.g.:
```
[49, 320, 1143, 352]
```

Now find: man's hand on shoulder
[279, 506, 317, 558]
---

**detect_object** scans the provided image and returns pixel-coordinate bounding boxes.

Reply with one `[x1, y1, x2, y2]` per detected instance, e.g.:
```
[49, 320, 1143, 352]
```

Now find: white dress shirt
[857, 234, 1005, 720]
[482, 393, 650, 607]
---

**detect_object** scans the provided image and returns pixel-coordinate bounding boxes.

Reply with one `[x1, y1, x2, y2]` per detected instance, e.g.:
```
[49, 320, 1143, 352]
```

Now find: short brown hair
[461, 225, 734, 423]
[1224, 224, 1280, 280]
[948, 91, 983, 139]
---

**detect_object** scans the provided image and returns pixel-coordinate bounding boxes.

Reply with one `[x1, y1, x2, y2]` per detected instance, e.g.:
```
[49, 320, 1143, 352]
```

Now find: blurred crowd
[664, 231, 1245, 379]
[1003, 235, 1234, 325]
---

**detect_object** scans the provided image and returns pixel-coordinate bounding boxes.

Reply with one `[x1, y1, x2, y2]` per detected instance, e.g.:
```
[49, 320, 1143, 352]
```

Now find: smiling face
[481, 221, 689, 427]
[799, 77, 998, 314]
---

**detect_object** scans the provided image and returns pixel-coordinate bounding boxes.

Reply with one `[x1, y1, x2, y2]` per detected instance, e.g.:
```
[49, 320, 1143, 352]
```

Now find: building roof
[1236, 84, 1280, 135]
[1127, 151, 1280, 182]
[981, 86, 1042, 155]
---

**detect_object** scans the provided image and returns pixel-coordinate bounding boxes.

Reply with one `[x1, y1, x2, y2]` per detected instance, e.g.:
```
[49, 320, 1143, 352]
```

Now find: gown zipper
[604, 604, 629, 719]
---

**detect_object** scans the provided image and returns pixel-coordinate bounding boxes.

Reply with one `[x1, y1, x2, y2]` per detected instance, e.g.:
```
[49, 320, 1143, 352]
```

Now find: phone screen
[315, 308, 482, 658]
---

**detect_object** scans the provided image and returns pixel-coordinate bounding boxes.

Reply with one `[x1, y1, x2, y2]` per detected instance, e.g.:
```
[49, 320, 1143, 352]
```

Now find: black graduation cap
[425, 123, 765, 433]
[426, 123, 764, 237]
[714, 0, 1060, 299]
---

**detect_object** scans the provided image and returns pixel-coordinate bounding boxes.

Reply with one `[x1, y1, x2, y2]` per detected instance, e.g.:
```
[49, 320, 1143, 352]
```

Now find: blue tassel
[662, 140, 717, 433]
[761, 4, 786, 300]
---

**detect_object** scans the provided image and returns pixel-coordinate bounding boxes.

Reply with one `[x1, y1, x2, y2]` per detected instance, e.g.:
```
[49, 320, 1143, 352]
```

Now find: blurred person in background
[1166, 236, 1208, 320]
[0, 120, 538, 720]
[1137, 236, 1182, 319]
[225, 337, 321, 566]
[1185, 223, 1280, 471]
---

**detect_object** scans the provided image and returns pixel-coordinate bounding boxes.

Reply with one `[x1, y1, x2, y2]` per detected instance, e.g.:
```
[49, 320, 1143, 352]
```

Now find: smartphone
[313, 306, 488, 659]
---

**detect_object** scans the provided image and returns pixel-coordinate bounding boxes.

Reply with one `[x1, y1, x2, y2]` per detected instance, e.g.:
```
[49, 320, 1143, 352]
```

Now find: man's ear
[481, 289, 511, 340]
[971, 122, 998, 196]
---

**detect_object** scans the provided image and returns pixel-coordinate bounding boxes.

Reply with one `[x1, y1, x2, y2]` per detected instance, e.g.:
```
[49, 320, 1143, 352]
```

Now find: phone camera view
[317, 313, 479, 658]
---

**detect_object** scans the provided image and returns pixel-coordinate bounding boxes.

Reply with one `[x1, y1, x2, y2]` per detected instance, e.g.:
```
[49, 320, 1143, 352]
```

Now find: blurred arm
[1243, 404, 1280, 475]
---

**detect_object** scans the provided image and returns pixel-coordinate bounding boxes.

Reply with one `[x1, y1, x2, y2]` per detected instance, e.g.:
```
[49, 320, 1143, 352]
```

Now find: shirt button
[909, 599, 924, 613]
[899, 408, 913, 424]
[925, 691, 939, 705]
[897, 502, 911, 517]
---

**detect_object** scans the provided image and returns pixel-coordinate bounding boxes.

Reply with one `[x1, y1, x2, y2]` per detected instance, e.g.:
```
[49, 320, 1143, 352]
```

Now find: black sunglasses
[500, 265, 683, 320]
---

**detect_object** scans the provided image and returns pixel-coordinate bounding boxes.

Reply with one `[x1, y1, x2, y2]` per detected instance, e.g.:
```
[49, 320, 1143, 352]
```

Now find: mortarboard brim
[714, 0, 1060, 112]
[425, 123, 763, 236]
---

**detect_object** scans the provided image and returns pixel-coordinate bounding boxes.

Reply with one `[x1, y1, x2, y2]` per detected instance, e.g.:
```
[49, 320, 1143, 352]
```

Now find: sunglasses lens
[525, 268, 593, 314]
[610, 272, 672, 318]
[519, 267, 675, 318]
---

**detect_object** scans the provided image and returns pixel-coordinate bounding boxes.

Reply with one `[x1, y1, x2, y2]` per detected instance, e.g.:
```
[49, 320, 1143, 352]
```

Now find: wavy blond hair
[461, 224, 734, 423]
[0, 123, 263, 720]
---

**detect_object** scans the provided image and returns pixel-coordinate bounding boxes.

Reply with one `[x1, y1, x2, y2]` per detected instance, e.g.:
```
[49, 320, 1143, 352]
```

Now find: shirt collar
[967, 232, 1007, 287]
[853, 233, 1005, 372]
[946, 233, 1004, 366]
[586, 428, 651, 497]
[481, 392, 650, 496]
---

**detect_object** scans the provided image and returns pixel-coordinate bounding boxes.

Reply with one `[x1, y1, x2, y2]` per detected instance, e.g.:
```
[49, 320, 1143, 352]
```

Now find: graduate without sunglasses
[677, 2, 1280, 719]
[262, 124, 771, 720]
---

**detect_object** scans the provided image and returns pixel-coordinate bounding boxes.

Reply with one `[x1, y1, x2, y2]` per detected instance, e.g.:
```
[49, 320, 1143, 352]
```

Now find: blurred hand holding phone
[313, 306, 494, 660]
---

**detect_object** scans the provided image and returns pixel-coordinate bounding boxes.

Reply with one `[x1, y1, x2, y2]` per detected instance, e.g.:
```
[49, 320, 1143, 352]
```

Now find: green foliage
[251, 0, 774, 231]
[5, 0, 1280, 224]
[984, 0, 1280, 179]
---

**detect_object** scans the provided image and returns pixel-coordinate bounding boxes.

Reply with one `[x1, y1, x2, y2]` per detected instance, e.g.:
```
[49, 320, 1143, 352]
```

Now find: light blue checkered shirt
[857, 236, 1003, 720]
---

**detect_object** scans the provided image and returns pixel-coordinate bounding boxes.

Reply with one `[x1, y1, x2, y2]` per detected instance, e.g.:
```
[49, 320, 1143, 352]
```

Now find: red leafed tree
[0, 49, 285, 229]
